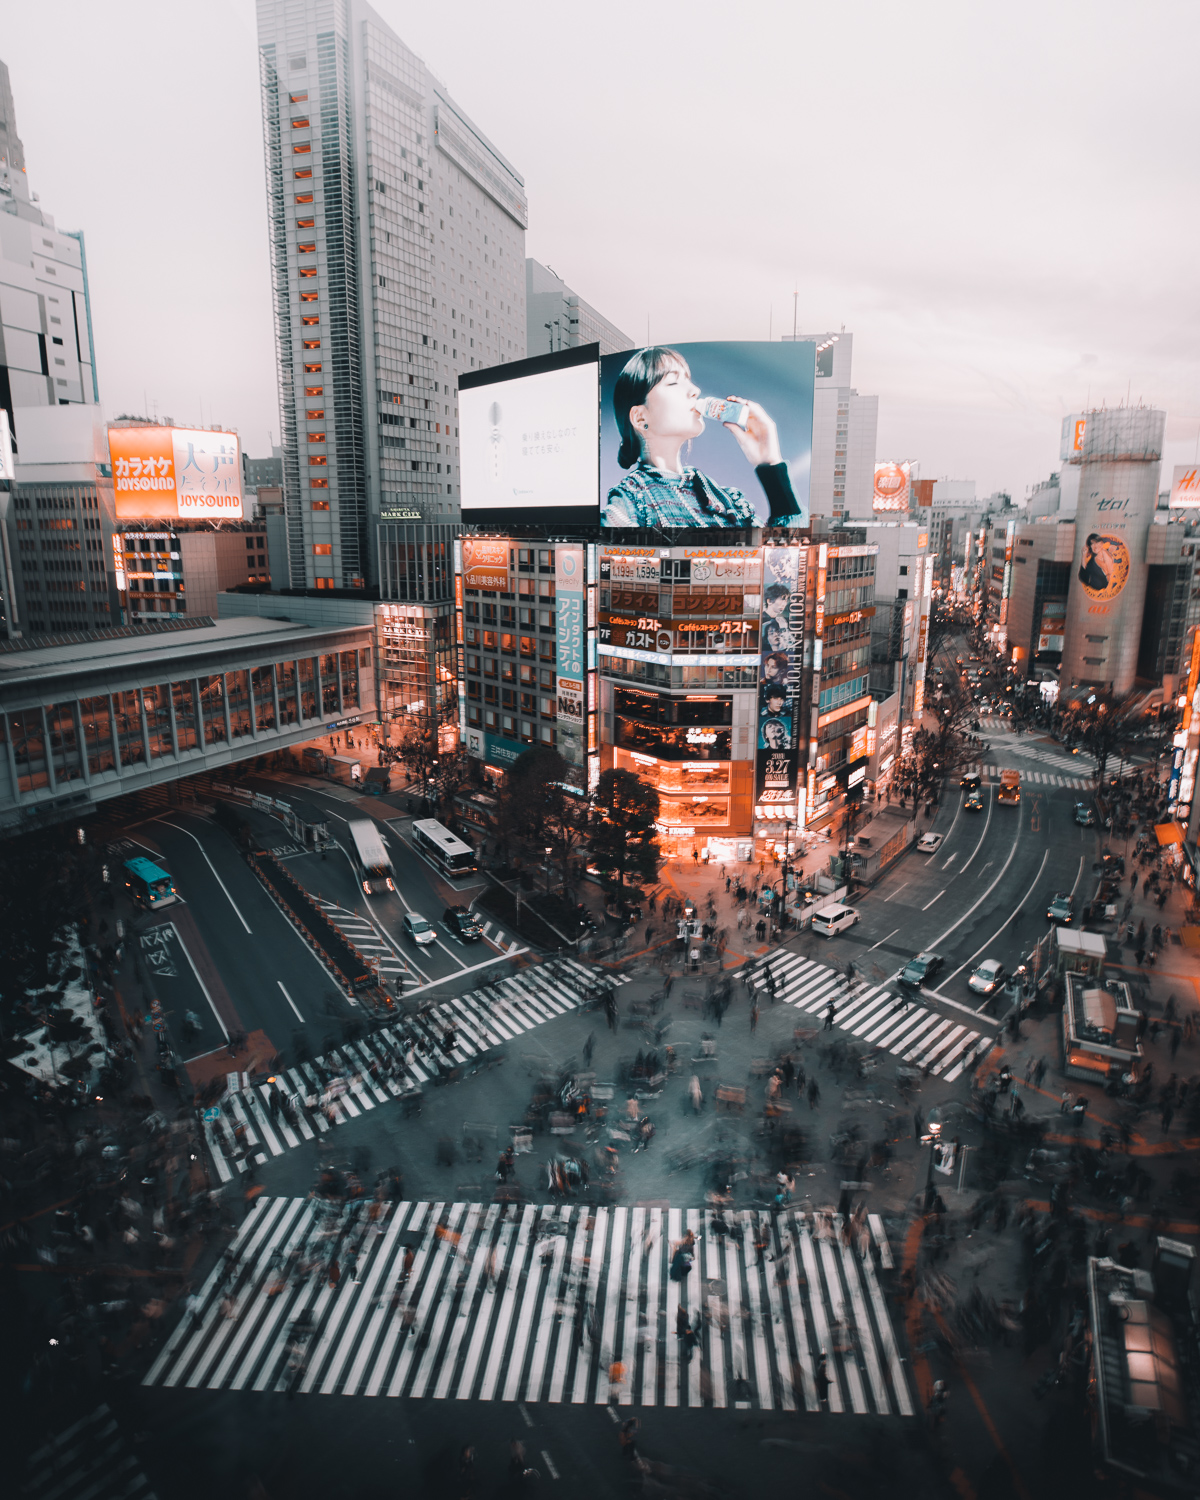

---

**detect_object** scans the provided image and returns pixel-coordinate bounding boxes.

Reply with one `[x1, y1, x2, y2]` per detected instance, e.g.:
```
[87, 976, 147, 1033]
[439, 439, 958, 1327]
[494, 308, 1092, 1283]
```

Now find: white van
[811, 903, 860, 937]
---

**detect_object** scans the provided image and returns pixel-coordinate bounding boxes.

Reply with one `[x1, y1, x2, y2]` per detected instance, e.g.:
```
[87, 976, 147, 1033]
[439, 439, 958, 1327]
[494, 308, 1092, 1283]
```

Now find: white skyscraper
[782, 331, 877, 523]
[255, 1, 527, 592]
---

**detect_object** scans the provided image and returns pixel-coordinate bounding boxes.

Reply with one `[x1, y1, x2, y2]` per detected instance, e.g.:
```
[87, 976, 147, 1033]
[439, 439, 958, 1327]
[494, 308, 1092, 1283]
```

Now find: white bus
[412, 818, 478, 877]
[346, 818, 395, 894]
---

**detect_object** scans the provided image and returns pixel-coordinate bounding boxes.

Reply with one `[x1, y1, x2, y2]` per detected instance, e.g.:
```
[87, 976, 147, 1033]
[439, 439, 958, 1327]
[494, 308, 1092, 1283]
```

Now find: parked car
[402, 912, 437, 945]
[1047, 892, 1074, 925]
[443, 905, 482, 941]
[917, 832, 944, 854]
[964, 789, 985, 812]
[968, 959, 1006, 996]
[900, 952, 944, 988]
[1074, 802, 1096, 827]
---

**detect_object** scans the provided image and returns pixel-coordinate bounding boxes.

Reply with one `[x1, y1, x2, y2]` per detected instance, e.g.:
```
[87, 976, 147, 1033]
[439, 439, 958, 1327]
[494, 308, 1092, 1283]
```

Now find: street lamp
[922, 1106, 946, 1212]
[545, 847, 554, 894]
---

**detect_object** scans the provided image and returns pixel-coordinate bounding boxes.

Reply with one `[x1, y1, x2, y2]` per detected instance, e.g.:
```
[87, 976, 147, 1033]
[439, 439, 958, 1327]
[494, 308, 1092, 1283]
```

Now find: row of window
[463, 704, 556, 747]
[464, 601, 556, 628]
[462, 629, 556, 659]
[3, 653, 363, 795]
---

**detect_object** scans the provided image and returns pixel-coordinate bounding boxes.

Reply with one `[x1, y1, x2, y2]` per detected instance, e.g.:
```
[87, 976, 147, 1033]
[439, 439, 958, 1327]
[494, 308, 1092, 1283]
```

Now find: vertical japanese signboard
[555, 544, 586, 785]
[453, 537, 467, 743]
[755, 542, 807, 824]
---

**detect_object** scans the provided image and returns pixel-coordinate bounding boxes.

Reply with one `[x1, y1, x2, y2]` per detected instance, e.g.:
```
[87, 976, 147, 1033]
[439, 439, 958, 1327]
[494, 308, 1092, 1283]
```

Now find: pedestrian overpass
[0, 615, 375, 834]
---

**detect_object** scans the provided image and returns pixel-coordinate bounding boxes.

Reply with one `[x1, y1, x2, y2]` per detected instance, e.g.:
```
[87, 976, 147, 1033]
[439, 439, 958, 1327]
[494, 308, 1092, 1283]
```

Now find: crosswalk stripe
[144, 1200, 909, 1415]
[747, 953, 993, 1081]
[197, 962, 635, 1180]
[21, 1404, 158, 1500]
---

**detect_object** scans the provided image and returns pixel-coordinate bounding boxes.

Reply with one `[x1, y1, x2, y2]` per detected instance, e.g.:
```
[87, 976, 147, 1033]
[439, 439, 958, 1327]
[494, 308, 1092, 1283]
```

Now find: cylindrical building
[1059, 407, 1164, 695]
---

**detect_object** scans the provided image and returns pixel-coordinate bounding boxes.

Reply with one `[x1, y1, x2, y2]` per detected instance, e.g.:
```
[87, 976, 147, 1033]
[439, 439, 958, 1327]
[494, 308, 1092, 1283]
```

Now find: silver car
[968, 959, 1006, 996]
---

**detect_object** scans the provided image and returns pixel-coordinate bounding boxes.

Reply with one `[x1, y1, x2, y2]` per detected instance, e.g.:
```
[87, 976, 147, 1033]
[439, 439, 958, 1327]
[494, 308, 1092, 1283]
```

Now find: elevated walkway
[0, 615, 375, 834]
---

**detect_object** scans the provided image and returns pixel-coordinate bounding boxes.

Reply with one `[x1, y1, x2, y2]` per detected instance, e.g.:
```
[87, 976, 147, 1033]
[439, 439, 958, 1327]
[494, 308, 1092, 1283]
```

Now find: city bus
[412, 818, 478, 878]
[123, 856, 179, 910]
[346, 818, 396, 895]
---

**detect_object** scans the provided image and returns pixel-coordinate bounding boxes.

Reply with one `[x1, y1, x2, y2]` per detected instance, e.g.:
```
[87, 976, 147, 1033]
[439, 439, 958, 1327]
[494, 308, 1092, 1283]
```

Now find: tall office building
[781, 331, 877, 523]
[255, 1, 527, 596]
[525, 259, 630, 357]
[0, 60, 99, 442]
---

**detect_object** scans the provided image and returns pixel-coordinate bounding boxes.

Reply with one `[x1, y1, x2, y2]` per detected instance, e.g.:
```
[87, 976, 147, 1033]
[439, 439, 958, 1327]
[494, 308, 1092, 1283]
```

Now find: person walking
[814, 1351, 831, 1409]
[689, 1075, 703, 1114]
[750, 1001, 759, 1034]
[824, 999, 836, 1031]
[807, 1078, 820, 1110]
[583, 1032, 595, 1068]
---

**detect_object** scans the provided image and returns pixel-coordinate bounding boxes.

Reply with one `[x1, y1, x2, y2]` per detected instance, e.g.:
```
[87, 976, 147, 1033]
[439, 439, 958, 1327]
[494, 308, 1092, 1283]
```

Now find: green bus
[124, 856, 179, 910]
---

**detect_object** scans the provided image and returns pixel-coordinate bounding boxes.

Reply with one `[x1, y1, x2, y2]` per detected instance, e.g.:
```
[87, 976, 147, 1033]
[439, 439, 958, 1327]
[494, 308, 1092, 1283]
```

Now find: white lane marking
[170, 921, 229, 1039]
[868, 927, 900, 952]
[959, 786, 993, 873]
[922, 889, 945, 911]
[925, 805, 1022, 954]
[941, 853, 958, 870]
[882, 881, 909, 903]
[541, 1450, 560, 1480]
[277, 981, 305, 1023]
[158, 819, 252, 932]
[941, 847, 1051, 989]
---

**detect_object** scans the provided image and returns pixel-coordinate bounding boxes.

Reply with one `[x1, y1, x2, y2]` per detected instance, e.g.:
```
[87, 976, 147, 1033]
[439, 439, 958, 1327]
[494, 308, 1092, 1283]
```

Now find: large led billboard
[459, 346, 599, 527]
[600, 342, 812, 530]
[108, 426, 243, 520]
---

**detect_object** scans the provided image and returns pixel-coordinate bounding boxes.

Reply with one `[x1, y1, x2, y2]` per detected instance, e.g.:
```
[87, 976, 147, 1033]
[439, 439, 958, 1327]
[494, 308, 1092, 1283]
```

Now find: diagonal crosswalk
[143, 1195, 913, 1417]
[21, 1404, 157, 1500]
[199, 959, 629, 1183]
[313, 900, 524, 986]
[744, 953, 992, 1084]
[313, 899, 416, 986]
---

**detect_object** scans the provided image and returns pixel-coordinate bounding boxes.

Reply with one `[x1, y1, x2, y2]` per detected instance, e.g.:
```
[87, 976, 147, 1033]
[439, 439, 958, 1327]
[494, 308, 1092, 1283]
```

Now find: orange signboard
[873, 461, 910, 513]
[108, 426, 242, 520]
[460, 536, 510, 590]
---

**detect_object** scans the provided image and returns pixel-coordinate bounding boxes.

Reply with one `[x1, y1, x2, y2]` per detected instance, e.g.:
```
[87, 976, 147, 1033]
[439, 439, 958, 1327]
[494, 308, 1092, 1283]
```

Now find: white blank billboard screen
[460, 362, 598, 513]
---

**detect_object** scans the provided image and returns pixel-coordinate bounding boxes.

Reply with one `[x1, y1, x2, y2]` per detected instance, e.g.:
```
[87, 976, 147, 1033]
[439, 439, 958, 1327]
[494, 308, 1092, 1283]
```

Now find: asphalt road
[821, 725, 1103, 1018]
[116, 782, 523, 1077]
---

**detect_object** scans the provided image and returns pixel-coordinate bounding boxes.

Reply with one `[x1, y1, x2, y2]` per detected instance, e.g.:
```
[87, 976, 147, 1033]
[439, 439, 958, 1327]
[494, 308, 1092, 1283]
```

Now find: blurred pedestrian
[815, 1351, 831, 1408]
[750, 1001, 759, 1033]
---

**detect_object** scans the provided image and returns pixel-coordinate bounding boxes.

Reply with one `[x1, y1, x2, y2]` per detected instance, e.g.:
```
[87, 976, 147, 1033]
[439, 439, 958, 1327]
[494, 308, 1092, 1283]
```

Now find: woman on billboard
[602, 347, 801, 529]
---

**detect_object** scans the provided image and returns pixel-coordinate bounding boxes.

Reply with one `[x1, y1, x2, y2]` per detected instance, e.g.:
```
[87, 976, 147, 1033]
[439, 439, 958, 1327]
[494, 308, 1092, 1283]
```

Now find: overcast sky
[5, 0, 1197, 500]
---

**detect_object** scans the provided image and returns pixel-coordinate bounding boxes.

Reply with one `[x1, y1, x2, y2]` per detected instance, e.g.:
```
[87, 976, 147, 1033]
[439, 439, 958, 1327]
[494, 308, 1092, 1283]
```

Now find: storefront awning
[1155, 822, 1186, 846]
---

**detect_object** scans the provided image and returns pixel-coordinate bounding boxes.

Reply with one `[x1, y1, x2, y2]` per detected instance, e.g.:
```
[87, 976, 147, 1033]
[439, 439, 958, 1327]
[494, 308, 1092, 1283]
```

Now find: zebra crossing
[21, 1404, 156, 1500]
[745, 952, 992, 1084]
[200, 959, 629, 1183]
[314, 899, 523, 986]
[314, 898, 413, 985]
[964, 762, 1092, 789]
[143, 1195, 913, 1417]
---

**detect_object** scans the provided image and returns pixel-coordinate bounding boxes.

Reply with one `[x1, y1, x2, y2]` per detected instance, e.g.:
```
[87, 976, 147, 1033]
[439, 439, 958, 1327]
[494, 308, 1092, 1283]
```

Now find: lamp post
[544, 847, 554, 894]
